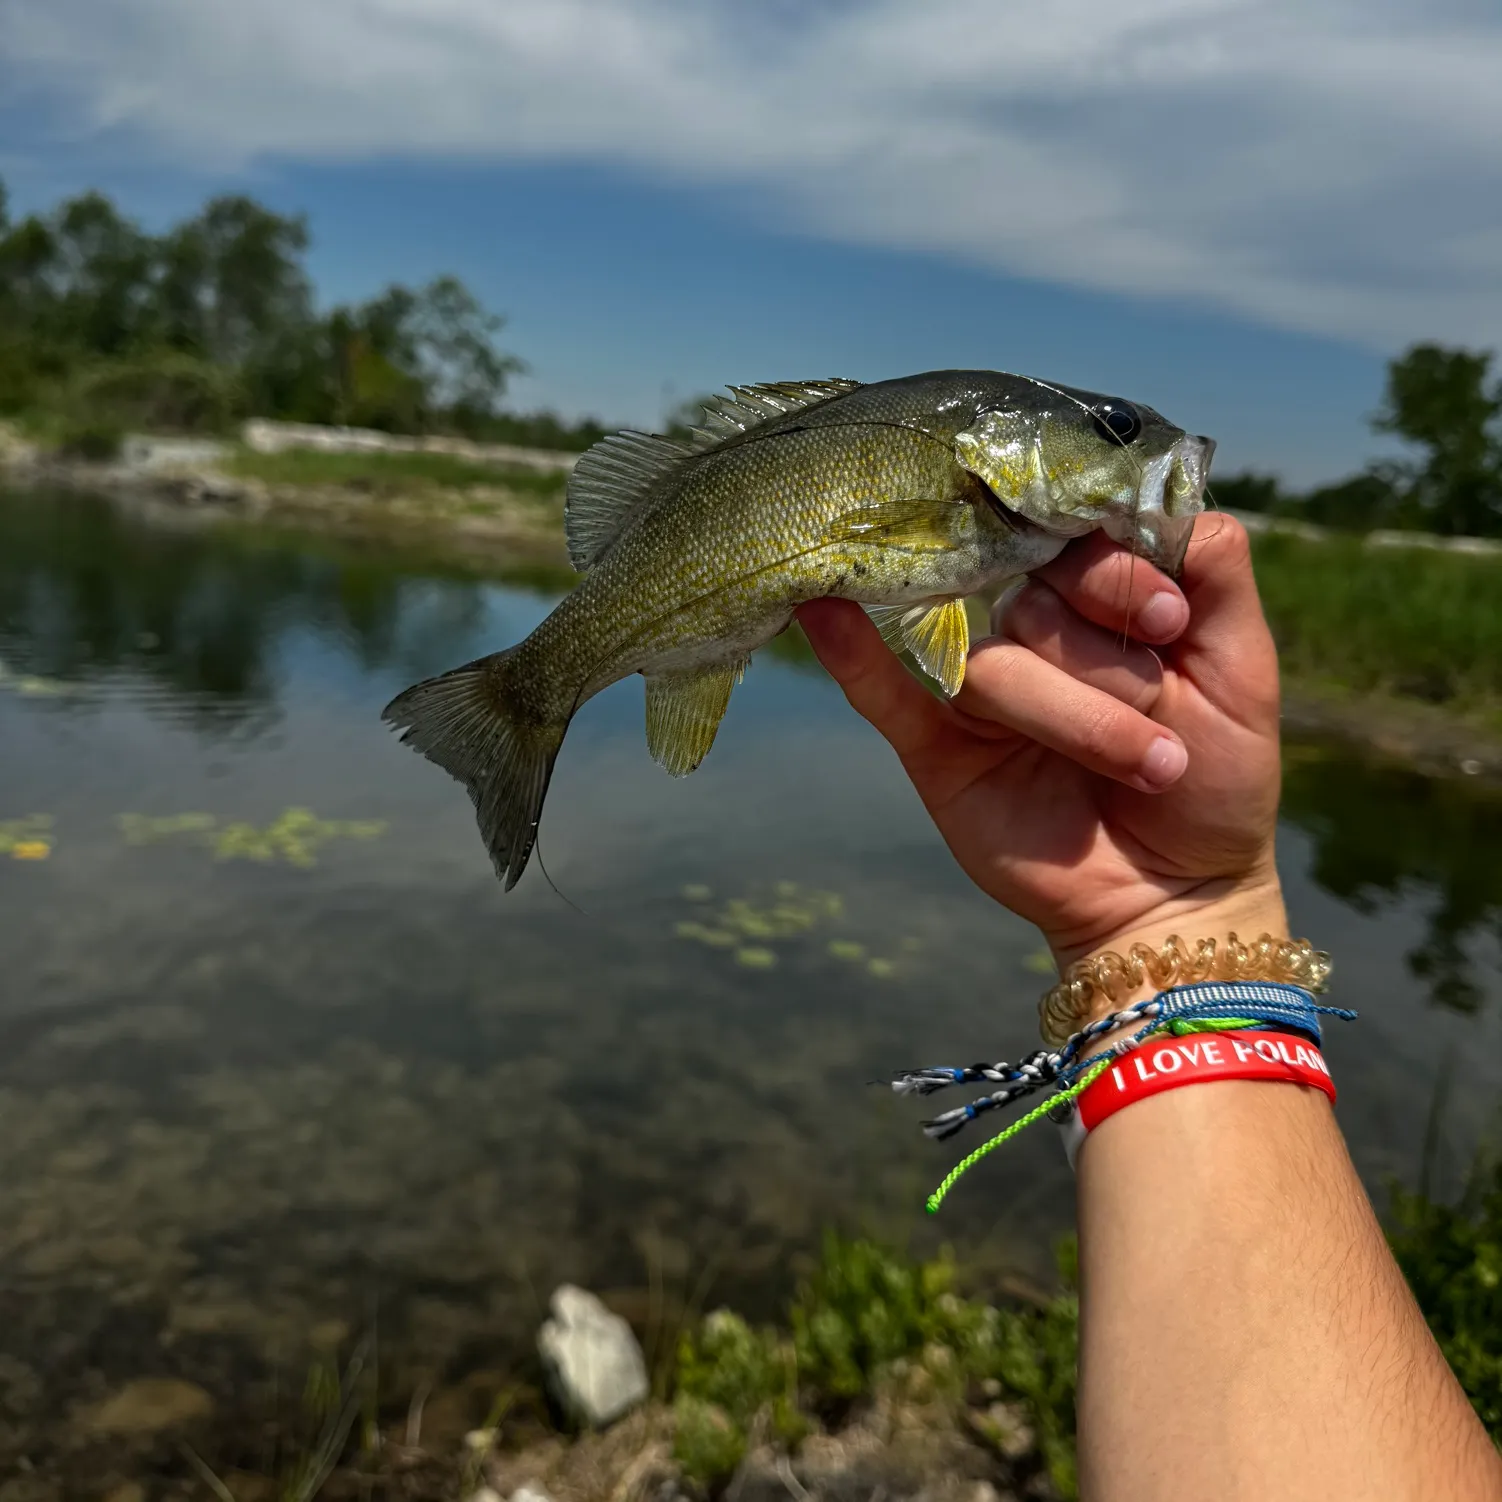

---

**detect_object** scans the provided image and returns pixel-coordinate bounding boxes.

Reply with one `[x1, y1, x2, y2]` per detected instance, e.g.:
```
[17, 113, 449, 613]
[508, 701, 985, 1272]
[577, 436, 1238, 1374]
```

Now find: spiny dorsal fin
[564, 378, 862, 571]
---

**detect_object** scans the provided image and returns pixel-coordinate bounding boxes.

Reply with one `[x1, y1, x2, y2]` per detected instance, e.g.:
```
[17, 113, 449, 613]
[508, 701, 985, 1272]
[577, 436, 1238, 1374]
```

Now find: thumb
[795, 599, 948, 761]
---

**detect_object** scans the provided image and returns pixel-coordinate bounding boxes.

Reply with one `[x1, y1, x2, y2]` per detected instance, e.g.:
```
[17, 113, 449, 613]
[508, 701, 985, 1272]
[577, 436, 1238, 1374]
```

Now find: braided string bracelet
[894, 978, 1356, 1213]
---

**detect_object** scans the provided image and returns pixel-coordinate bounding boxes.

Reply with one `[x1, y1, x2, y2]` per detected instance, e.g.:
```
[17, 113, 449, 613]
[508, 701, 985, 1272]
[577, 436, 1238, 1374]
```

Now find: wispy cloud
[4, 0, 1500, 349]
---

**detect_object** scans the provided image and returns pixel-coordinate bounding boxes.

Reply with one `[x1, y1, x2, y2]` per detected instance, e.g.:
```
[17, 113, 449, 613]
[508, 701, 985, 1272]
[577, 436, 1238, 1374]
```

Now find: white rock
[537, 1285, 649, 1427]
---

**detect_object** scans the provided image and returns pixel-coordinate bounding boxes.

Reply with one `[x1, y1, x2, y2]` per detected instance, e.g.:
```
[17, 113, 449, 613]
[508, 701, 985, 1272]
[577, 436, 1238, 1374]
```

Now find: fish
[383, 370, 1215, 888]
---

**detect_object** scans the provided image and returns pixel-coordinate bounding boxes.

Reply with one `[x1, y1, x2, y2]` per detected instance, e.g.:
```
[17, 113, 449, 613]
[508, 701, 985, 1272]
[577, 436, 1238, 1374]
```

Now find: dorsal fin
[563, 378, 862, 571]
[563, 431, 692, 572]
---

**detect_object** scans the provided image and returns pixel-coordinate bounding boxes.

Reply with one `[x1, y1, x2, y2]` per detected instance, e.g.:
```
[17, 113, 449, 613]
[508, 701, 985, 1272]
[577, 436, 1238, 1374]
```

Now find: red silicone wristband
[1062, 1031, 1336, 1167]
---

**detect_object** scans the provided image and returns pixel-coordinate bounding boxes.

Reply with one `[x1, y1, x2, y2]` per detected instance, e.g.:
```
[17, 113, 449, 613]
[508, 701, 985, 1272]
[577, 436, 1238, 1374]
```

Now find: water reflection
[1282, 747, 1502, 1014]
[0, 487, 542, 724]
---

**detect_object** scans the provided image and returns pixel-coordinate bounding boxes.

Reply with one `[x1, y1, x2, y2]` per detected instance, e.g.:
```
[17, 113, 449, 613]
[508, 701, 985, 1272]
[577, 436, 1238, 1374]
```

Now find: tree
[1204, 472, 1282, 514]
[155, 196, 312, 368]
[316, 276, 525, 432]
[0, 190, 66, 402]
[48, 192, 157, 357]
[1374, 344, 1502, 536]
[0, 178, 529, 436]
[410, 275, 525, 427]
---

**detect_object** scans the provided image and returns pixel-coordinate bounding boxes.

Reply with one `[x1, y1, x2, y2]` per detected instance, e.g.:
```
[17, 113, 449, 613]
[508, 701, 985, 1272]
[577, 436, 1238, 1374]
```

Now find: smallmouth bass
[384, 370, 1214, 887]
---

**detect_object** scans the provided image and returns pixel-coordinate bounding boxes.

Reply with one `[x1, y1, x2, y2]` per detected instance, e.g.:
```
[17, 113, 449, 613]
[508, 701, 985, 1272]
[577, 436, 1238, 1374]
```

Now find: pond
[1, 485, 1500, 1481]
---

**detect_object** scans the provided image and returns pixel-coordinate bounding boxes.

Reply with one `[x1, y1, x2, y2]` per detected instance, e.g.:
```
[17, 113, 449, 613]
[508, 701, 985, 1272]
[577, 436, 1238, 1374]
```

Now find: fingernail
[1136, 592, 1187, 640]
[1140, 736, 1188, 789]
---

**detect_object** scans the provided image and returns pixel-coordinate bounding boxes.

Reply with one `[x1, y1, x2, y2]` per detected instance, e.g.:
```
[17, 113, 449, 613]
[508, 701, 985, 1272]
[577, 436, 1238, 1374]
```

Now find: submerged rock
[537, 1285, 649, 1428]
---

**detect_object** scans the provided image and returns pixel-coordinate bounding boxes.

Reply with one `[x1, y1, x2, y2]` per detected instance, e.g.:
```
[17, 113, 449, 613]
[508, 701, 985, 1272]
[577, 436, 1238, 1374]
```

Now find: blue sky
[4, 0, 1500, 486]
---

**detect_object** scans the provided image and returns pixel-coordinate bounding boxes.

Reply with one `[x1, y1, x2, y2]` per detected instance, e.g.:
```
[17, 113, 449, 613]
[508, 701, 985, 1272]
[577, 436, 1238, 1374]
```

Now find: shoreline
[4, 430, 1500, 785]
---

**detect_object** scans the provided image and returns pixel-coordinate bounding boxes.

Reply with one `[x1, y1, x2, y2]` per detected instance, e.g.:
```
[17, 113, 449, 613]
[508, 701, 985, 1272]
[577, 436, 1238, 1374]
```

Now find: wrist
[1050, 871, 1287, 974]
[1039, 873, 1299, 1041]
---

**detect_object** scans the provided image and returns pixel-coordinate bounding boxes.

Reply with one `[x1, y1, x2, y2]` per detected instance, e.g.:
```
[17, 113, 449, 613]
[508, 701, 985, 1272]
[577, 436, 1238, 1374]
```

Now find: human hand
[796, 516, 1287, 996]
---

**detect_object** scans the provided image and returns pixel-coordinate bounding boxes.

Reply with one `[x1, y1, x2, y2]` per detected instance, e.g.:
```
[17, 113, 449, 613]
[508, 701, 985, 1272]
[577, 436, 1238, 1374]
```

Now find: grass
[225, 445, 570, 500]
[1251, 532, 1502, 722]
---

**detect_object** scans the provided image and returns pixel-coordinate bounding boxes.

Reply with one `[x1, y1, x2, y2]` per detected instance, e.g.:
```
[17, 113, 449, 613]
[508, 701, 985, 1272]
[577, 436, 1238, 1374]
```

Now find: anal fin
[644, 660, 747, 776]
[868, 599, 971, 697]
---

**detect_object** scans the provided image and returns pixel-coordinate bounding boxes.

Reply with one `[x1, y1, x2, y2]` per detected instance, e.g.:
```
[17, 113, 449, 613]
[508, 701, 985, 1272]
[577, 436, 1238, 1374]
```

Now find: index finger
[1033, 533, 1188, 645]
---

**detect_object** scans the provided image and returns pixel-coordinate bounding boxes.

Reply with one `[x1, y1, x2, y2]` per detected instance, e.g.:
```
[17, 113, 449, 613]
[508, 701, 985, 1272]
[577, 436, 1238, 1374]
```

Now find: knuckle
[1075, 700, 1127, 763]
[968, 636, 1022, 682]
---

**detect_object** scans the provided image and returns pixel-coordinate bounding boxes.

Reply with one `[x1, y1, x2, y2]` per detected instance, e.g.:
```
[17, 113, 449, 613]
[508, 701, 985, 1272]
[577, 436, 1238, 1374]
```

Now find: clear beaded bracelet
[1037, 931, 1333, 1044]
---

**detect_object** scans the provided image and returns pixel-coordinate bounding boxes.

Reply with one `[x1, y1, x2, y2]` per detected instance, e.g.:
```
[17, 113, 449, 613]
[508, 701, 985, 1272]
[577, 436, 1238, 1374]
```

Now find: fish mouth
[1101, 434, 1215, 577]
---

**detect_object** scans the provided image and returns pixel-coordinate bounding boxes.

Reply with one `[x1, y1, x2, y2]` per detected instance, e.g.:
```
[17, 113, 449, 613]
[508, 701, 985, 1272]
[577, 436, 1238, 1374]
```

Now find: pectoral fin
[867, 599, 971, 697]
[644, 660, 747, 776]
[864, 604, 913, 652]
[829, 498, 965, 553]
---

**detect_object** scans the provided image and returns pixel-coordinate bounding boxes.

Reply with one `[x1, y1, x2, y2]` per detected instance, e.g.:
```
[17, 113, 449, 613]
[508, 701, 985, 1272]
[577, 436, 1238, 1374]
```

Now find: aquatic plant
[117, 807, 386, 867]
[0, 814, 53, 861]
[673, 881, 909, 979]
[0, 657, 80, 698]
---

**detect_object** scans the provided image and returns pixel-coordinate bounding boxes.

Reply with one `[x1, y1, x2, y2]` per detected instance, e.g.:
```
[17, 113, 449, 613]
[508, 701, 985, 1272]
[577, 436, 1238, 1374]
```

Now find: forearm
[1073, 984, 1501, 1499]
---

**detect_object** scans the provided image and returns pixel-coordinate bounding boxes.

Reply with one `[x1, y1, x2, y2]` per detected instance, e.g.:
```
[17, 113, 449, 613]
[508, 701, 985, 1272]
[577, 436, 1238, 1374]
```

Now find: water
[1, 486, 1500, 1479]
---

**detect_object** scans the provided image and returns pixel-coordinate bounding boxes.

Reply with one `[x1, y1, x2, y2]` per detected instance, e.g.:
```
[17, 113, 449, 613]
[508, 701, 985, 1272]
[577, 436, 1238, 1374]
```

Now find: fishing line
[532, 838, 586, 916]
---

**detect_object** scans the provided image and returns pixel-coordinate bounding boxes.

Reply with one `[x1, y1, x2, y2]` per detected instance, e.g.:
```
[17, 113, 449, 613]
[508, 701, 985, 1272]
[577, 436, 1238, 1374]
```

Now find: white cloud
[3, 0, 1500, 349]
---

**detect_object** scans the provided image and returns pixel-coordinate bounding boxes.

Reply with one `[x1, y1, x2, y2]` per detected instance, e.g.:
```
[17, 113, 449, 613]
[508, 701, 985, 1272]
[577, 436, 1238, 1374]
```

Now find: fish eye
[1092, 403, 1141, 446]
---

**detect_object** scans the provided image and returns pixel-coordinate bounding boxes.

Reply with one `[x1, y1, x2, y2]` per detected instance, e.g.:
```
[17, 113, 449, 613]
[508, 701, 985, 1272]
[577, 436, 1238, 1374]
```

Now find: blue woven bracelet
[893, 980, 1356, 1144]
[908, 981, 1358, 1211]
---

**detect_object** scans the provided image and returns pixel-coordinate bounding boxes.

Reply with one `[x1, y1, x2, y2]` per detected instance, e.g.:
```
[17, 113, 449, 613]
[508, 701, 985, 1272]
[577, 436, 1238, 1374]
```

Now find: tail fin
[382, 649, 567, 890]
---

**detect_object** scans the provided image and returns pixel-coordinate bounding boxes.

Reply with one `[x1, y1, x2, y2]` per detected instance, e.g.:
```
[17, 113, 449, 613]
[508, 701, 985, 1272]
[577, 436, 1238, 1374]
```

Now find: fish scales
[384, 370, 1215, 888]
[533, 424, 974, 698]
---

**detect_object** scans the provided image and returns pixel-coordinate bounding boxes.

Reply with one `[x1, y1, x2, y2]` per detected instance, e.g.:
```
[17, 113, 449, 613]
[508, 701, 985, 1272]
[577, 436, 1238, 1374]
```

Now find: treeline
[0, 181, 608, 450]
[1213, 343, 1502, 537]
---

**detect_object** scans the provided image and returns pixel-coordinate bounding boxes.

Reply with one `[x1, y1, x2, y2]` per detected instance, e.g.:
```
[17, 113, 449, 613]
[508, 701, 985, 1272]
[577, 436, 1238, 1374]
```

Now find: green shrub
[677, 1309, 804, 1436]
[983, 1243, 1080, 1499]
[55, 417, 124, 461]
[673, 1309, 806, 1485]
[790, 1232, 962, 1398]
[67, 351, 245, 433]
[665, 1209, 1502, 1502]
[660, 1234, 1086, 1497]
[672, 1395, 748, 1488]
[1389, 1159, 1502, 1439]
